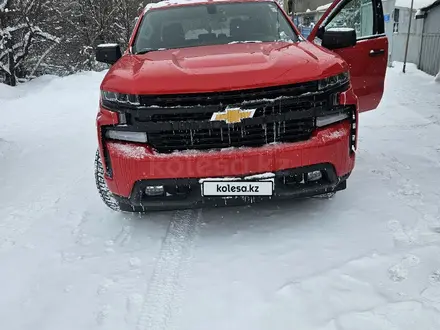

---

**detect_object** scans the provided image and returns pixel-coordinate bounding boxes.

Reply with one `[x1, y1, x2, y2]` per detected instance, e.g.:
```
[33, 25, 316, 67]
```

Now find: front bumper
[113, 163, 350, 211]
[100, 119, 355, 203]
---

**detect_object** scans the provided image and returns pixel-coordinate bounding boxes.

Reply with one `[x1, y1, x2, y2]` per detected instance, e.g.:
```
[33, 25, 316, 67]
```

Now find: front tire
[94, 150, 146, 213]
[94, 150, 122, 212]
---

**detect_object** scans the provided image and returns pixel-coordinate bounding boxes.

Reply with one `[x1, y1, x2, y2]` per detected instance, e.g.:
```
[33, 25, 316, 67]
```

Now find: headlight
[318, 71, 350, 90]
[106, 130, 148, 143]
[101, 91, 140, 107]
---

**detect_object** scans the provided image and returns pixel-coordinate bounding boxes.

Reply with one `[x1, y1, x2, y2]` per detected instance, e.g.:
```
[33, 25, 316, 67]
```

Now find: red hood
[101, 42, 348, 94]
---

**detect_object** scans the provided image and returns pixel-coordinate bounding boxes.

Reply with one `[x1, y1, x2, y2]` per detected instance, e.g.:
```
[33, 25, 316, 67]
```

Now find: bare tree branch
[29, 39, 60, 76]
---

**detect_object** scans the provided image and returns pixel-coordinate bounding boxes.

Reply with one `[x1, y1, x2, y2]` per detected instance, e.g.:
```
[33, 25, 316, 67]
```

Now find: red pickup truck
[94, 0, 387, 212]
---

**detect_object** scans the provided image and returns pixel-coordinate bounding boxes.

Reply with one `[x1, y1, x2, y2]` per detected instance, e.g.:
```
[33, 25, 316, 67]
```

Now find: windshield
[133, 1, 299, 53]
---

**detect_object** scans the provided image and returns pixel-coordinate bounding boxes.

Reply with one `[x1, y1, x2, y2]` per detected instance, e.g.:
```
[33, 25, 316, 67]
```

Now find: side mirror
[321, 28, 357, 50]
[96, 44, 122, 65]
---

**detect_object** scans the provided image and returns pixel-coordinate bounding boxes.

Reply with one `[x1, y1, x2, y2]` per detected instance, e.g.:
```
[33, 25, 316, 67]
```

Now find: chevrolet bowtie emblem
[210, 107, 256, 124]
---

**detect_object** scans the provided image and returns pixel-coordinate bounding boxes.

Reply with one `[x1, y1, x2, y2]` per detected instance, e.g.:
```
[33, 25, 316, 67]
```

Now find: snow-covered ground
[1, 63, 440, 330]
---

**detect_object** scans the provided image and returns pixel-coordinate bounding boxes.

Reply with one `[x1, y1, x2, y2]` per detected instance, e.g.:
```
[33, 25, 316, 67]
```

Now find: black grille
[139, 81, 319, 108]
[148, 98, 323, 123]
[108, 82, 350, 153]
[147, 118, 315, 153]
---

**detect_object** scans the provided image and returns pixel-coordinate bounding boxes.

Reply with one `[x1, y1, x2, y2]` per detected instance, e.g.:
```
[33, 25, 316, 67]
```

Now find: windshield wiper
[135, 48, 166, 55]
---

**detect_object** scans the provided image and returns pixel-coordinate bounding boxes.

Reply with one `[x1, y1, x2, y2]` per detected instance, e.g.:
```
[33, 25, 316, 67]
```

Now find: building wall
[423, 4, 440, 33]
[390, 7, 423, 65]
[419, 6, 440, 76]
[392, 32, 423, 65]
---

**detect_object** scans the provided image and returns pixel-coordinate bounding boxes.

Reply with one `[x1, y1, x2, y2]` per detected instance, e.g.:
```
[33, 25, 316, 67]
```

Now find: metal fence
[419, 33, 440, 76]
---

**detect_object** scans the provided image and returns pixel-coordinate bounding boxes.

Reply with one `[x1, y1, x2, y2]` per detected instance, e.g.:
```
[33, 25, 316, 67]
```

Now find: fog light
[145, 186, 164, 196]
[284, 173, 304, 185]
[307, 171, 322, 182]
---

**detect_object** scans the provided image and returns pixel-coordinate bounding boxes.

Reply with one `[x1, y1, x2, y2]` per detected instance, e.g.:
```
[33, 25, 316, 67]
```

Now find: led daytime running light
[101, 91, 140, 106]
[318, 71, 350, 90]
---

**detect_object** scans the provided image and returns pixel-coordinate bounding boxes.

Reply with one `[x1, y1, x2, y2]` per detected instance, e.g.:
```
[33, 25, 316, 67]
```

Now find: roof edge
[419, 0, 440, 12]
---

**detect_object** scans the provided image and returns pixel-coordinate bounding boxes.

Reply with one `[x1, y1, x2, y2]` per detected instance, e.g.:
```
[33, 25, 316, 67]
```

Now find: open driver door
[308, 0, 388, 112]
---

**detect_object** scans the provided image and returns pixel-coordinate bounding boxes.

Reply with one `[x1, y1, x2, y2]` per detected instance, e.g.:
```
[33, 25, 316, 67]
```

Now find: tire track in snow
[136, 209, 201, 330]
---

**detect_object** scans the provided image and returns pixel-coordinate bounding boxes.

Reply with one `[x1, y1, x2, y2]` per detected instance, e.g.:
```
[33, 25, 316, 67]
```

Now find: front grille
[139, 81, 319, 108]
[148, 98, 322, 123]
[147, 118, 315, 153]
[107, 81, 349, 153]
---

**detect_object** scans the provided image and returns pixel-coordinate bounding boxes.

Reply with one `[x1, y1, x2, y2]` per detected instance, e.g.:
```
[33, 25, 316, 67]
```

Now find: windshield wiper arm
[135, 48, 165, 55]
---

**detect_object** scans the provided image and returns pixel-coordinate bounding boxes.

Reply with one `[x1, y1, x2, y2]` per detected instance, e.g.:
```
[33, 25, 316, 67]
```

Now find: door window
[393, 8, 400, 32]
[326, 0, 375, 38]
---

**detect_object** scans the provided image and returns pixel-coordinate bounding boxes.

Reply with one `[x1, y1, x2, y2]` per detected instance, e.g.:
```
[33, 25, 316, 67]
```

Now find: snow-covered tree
[0, 0, 61, 86]
[0, 0, 160, 85]
[44, 0, 146, 74]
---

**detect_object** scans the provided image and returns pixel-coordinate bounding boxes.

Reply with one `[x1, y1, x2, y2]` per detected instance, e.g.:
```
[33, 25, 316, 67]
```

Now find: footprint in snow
[107, 225, 132, 248]
[388, 266, 408, 282]
[397, 187, 422, 197]
[129, 257, 142, 269]
[388, 219, 413, 246]
[429, 270, 440, 284]
[371, 169, 392, 180]
[96, 305, 111, 325]
[388, 254, 420, 282]
[124, 293, 144, 324]
[97, 278, 115, 296]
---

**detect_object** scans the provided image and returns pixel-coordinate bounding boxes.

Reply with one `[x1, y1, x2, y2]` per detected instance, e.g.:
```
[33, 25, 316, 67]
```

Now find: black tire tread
[94, 150, 121, 212]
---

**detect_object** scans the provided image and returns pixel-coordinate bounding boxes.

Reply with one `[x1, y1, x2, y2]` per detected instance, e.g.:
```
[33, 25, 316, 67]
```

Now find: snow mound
[395, 0, 436, 9]
[0, 83, 21, 100]
[0, 72, 107, 101]
[316, 3, 332, 11]
[0, 75, 58, 100]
